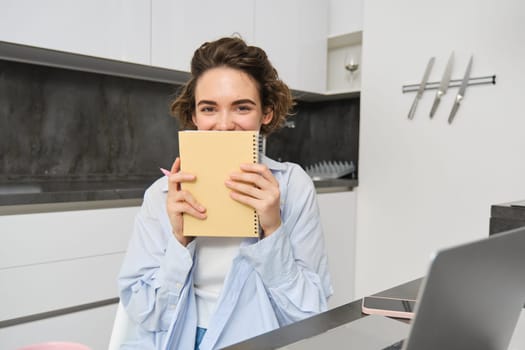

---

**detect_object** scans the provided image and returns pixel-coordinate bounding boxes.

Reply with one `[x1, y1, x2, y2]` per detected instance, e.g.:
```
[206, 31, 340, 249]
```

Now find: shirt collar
[261, 154, 287, 172]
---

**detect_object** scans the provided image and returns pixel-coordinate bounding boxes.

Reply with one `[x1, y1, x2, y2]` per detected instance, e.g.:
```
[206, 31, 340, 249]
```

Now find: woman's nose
[216, 111, 235, 130]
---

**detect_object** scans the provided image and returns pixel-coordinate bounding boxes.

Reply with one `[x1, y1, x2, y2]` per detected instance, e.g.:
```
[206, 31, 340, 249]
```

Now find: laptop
[281, 226, 525, 350]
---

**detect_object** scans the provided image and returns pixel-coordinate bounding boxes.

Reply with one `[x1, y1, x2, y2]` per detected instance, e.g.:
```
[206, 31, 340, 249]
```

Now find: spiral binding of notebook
[253, 132, 265, 164]
[252, 132, 261, 234]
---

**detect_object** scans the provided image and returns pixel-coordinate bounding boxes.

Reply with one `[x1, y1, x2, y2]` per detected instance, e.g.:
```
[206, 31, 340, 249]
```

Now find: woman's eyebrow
[196, 99, 257, 106]
[232, 99, 257, 106]
[196, 100, 217, 106]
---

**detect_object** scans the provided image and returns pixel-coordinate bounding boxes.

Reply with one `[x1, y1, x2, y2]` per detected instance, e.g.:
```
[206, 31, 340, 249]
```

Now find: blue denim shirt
[118, 156, 333, 349]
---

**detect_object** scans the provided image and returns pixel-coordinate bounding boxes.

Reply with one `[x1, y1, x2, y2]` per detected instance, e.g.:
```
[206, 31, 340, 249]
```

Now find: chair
[108, 301, 135, 350]
[16, 342, 92, 350]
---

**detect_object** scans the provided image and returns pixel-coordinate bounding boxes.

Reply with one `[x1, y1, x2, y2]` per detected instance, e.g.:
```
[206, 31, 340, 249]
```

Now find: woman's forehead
[195, 67, 261, 103]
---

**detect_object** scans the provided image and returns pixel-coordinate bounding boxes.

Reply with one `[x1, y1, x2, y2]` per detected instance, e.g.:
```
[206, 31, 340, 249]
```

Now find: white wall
[356, 0, 525, 297]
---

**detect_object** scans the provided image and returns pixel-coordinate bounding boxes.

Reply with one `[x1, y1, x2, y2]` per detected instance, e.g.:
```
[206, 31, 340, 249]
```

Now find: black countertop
[0, 178, 357, 214]
[0, 178, 155, 206]
[489, 199, 525, 235]
[223, 279, 421, 350]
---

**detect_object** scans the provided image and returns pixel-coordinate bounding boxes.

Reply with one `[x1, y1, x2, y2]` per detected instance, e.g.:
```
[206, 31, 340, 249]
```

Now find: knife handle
[430, 90, 444, 118]
[448, 102, 460, 124]
[408, 97, 419, 120]
[430, 97, 440, 118]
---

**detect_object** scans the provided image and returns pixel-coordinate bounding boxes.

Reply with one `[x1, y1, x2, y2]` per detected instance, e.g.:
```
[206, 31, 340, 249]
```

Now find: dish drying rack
[305, 161, 355, 181]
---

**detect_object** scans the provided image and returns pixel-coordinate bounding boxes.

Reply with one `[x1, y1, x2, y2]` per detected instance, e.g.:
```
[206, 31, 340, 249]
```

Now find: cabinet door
[0, 304, 117, 350]
[151, 0, 255, 72]
[254, 0, 327, 93]
[0, 206, 138, 321]
[317, 191, 356, 309]
[0, 0, 151, 64]
[328, 0, 363, 36]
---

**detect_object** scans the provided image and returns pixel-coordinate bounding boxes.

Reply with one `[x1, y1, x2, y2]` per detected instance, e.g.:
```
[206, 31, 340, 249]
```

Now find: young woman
[118, 37, 332, 350]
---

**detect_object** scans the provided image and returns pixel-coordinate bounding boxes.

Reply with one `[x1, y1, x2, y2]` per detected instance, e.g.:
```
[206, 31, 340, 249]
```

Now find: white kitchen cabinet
[317, 190, 356, 309]
[151, 0, 255, 72]
[0, 0, 329, 94]
[254, 0, 328, 94]
[328, 0, 363, 37]
[0, 206, 139, 347]
[326, 0, 363, 94]
[326, 31, 362, 94]
[0, 304, 117, 350]
[152, 0, 327, 93]
[0, 0, 151, 65]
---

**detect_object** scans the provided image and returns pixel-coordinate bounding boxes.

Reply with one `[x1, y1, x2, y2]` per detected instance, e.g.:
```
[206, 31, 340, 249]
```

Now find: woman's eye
[200, 106, 215, 113]
[237, 105, 252, 112]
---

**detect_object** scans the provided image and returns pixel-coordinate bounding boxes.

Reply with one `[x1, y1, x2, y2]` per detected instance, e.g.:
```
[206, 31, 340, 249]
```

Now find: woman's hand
[166, 157, 206, 246]
[225, 163, 281, 237]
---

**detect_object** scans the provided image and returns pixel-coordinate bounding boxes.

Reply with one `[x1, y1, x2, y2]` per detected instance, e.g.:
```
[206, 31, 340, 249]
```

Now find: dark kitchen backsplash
[0, 59, 181, 182]
[266, 98, 359, 179]
[0, 59, 359, 183]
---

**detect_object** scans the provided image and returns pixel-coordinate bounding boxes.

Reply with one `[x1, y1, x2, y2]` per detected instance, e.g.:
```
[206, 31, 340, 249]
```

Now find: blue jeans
[195, 327, 207, 350]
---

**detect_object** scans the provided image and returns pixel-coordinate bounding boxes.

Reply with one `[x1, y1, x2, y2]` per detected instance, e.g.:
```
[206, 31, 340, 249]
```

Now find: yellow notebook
[178, 130, 261, 237]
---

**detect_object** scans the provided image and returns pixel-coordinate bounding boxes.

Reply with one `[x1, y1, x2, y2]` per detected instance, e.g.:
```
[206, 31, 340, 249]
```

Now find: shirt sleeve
[239, 164, 333, 325]
[118, 180, 196, 332]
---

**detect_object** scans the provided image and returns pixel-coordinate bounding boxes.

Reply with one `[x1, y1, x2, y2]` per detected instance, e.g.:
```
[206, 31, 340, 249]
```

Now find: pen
[160, 167, 171, 177]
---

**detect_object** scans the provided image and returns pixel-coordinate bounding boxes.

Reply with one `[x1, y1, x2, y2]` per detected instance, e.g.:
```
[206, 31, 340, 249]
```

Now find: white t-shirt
[193, 236, 243, 328]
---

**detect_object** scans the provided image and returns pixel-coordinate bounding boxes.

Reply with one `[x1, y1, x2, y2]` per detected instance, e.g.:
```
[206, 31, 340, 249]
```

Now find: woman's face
[192, 67, 273, 131]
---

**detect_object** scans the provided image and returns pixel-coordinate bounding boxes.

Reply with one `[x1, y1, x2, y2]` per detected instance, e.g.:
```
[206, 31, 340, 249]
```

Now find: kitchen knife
[448, 55, 473, 124]
[430, 52, 454, 118]
[408, 57, 435, 120]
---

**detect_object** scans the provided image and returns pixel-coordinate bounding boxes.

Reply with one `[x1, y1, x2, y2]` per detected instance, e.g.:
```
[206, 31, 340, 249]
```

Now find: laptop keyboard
[382, 340, 404, 350]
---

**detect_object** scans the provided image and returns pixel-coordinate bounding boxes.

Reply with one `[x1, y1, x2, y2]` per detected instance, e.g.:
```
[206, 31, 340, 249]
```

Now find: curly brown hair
[170, 37, 294, 136]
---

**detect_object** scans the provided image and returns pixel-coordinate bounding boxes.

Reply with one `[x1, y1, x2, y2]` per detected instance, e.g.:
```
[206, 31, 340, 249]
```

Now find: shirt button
[175, 282, 182, 290]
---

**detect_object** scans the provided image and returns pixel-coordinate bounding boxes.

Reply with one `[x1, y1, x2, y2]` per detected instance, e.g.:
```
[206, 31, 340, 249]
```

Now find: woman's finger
[167, 158, 197, 192]
[225, 179, 262, 198]
[167, 158, 181, 192]
[176, 190, 206, 214]
[172, 200, 207, 219]
[239, 163, 279, 185]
